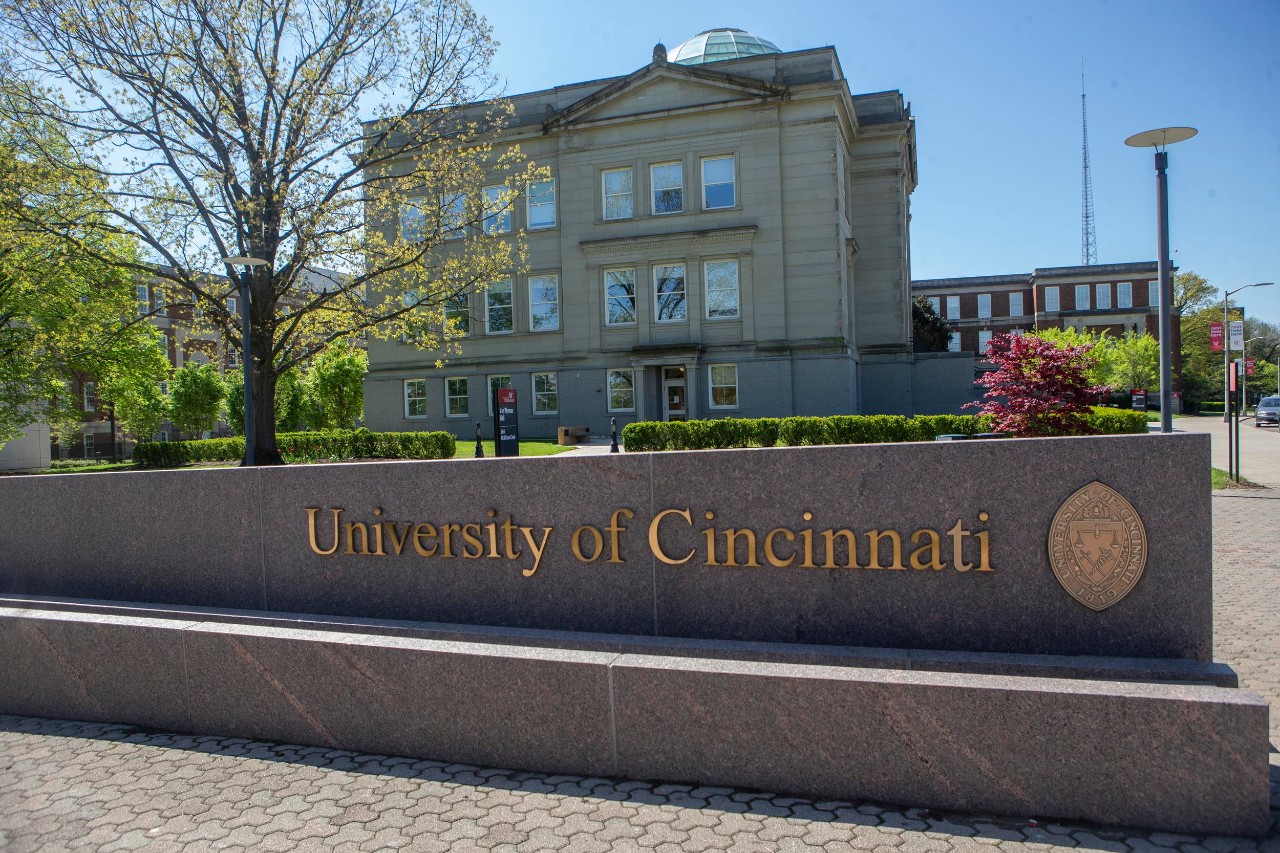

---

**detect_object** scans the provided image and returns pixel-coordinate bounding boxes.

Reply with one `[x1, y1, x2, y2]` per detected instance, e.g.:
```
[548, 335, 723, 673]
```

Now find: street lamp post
[1125, 127, 1197, 434]
[221, 255, 267, 466]
[1222, 284, 1274, 422]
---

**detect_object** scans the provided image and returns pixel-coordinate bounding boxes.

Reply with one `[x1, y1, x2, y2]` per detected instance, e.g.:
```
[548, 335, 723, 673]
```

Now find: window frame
[528, 274, 560, 332]
[928, 296, 941, 314]
[946, 295, 960, 319]
[526, 178, 557, 230]
[404, 379, 428, 419]
[1008, 292, 1023, 317]
[703, 258, 740, 320]
[83, 434, 94, 456]
[532, 371, 558, 415]
[707, 363, 739, 410]
[1075, 284, 1091, 312]
[604, 267, 637, 327]
[601, 167, 634, 221]
[653, 263, 688, 323]
[136, 284, 150, 316]
[83, 381, 96, 412]
[978, 330, 993, 354]
[650, 161, 684, 215]
[399, 198, 426, 242]
[1096, 283, 1111, 310]
[444, 377, 469, 418]
[1117, 282, 1133, 309]
[1043, 286, 1060, 313]
[977, 293, 992, 320]
[947, 334, 962, 353]
[227, 295, 238, 316]
[701, 154, 736, 210]
[606, 368, 636, 413]
[487, 374, 512, 417]
[445, 293, 471, 338]
[441, 192, 467, 240]
[485, 279, 514, 335]
[482, 185, 512, 235]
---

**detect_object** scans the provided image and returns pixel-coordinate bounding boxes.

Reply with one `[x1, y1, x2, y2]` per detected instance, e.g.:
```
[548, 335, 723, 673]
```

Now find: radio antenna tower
[1080, 59, 1097, 265]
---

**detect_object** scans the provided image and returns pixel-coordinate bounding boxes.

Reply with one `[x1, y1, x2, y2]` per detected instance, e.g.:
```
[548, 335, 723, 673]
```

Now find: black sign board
[493, 387, 519, 457]
[1131, 389, 1147, 410]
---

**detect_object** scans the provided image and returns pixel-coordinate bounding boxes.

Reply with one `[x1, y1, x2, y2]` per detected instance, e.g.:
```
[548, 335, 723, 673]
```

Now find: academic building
[911, 261, 1178, 361]
[363, 29, 974, 439]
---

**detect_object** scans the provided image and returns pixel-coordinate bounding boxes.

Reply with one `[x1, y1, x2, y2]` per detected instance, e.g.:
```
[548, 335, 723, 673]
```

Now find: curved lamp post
[1222, 283, 1273, 421]
[221, 255, 268, 466]
[1125, 127, 1196, 434]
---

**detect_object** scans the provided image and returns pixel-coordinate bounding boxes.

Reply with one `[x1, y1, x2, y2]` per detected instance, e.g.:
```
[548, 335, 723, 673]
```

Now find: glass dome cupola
[667, 28, 782, 66]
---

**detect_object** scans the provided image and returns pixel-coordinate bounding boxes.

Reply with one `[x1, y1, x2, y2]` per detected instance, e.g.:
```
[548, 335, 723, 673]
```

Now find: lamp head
[222, 256, 268, 267]
[1124, 127, 1198, 150]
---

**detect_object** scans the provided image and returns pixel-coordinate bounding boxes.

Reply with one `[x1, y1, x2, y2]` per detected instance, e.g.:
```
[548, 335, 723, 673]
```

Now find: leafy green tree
[98, 342, 172, 440]
[3, 0, 540, 464]
[1107, 331, 1159, 393]
[911, 297, 952, 352]
[0, 75, 154, 446]
[304, 342, 366, 430]
[1032, 326, 1115, 388]
[226, 366, 307, 435]
[168, 364, 226, 438]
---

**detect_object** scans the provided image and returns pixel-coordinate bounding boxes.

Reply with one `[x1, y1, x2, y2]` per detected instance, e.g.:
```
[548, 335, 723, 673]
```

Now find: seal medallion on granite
[1048, 481, 1148, 611]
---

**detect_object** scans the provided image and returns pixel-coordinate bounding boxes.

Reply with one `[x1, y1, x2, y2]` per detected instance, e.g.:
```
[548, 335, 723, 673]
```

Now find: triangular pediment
[546, 63, 786, 130]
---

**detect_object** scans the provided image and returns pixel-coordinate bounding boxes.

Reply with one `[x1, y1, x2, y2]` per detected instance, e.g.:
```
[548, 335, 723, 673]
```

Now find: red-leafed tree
[968, 333, 1110, 437]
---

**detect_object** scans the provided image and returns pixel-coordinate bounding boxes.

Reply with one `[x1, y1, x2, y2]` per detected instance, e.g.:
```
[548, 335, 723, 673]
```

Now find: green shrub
[1198, 402, 1225, 414]
[1085, 407, 1148, 435]
[133, 429, 455, 468]
[621, 421, 665, 452]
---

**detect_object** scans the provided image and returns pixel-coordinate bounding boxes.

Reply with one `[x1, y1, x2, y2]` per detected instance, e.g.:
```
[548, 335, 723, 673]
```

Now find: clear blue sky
[476, 0, 1280, 323]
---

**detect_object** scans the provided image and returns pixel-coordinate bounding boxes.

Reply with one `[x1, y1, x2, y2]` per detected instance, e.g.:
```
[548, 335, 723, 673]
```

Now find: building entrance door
[662, 366, 687, 421]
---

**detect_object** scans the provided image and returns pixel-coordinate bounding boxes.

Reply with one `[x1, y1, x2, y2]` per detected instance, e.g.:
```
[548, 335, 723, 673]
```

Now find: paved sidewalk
[1175, 415, 1280, 487]
[2, 490, 1277, 851]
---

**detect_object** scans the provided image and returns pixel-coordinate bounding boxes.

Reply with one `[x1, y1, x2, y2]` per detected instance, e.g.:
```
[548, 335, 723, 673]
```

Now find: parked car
[1255, 396, 1280, 427]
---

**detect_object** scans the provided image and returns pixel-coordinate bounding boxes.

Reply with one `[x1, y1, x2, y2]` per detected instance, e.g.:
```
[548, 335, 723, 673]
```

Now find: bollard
[475, 423, 484, 458]
[610, 417, 620, 453]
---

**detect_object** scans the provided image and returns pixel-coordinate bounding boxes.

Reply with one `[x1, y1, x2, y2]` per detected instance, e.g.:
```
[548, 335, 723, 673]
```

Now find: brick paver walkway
[2, 489, 1277, 851]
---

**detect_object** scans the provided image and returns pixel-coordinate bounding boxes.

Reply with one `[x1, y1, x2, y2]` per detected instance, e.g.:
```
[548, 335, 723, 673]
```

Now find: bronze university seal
[1048, 481, 1147, 611]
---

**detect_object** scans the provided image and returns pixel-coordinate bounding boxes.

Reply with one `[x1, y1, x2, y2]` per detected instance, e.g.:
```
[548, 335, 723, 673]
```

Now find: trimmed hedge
[622, 410, 1147, 452]
[1198, 402, 1225, 414]
[133, 428, 456, 467]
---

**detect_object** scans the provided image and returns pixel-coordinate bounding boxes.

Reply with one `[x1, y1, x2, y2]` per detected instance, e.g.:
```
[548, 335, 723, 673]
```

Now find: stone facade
[364, 41, 947, 439]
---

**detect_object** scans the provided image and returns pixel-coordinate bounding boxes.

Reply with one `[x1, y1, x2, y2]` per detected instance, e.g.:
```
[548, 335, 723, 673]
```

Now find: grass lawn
[460, 439, 572, 458]
[1212, 467, 1260, 489]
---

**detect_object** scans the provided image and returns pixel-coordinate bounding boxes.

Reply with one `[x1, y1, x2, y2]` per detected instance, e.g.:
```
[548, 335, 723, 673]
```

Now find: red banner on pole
[1246, 358, 1256, 376]
[1210, 322, 1224, 352]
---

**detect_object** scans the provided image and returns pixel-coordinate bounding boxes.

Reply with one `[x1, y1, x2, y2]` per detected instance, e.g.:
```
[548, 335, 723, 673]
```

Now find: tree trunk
[251, 361, 283, 465]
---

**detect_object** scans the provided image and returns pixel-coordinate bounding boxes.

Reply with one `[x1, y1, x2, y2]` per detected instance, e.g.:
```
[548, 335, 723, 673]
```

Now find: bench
[556, 425, 590, 446]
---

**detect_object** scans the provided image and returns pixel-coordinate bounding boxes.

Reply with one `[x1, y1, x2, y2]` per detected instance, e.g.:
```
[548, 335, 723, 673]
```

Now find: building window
[404, 379, 427, 418]
[708, 364, 738, 409]
[532, 372, 558, 414]
[83, 381, 95, 412]
[704, 259, 739, 319]
[159, 381, 169, 397]
[607, 369, 635, 412]
[978, 330, 993, 353]
[158, 430, 169, 442]
[158, 332, 168, 356]
[152, 287, 166, 317]
[445, 377, 468, 417]
[1008, 292, 1023, 316]
[227, 295, 238, 316]
[482, 185, 511, 234]
[526, 179, 556, 229]
[400, 199, 425, 242]
[445, 293, 470, 337]
[441, 192, 467, 240]
[486, 279, 513, 334]
[928, 296, 941, 314]
[487, 374, 512, 416]
[977, 293, 992, 319]
[83, 434, 94, 456]
[1075, 284, 1091, 311]
[948, 334, 961, 353]
[1096, 283, 1111, 310]
[602, 168, 633, 220]
[946, 295, 960, 319]
[605, 268, 636, 326]
[1117, 282, 1133, 308]
[702, 155, 735, 209]
[654, 264, 687, 322]
[1043, 286, 1060, 313]
[651, 162, 683, 214]
[228, 348, 241, 368]
[136, 284, 150, 315]
[529, 275, 560, 332]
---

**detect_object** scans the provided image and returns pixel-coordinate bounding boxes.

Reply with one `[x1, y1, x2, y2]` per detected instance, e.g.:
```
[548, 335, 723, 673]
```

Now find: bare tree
[1, 0, 537, 463]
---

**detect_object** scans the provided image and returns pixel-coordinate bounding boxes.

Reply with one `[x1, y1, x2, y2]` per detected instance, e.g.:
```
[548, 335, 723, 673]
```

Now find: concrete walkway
[1173, 415, 1280, 487]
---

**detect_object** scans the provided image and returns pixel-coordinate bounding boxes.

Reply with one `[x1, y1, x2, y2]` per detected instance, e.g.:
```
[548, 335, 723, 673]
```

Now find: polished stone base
[0, 603, 1268, 837]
